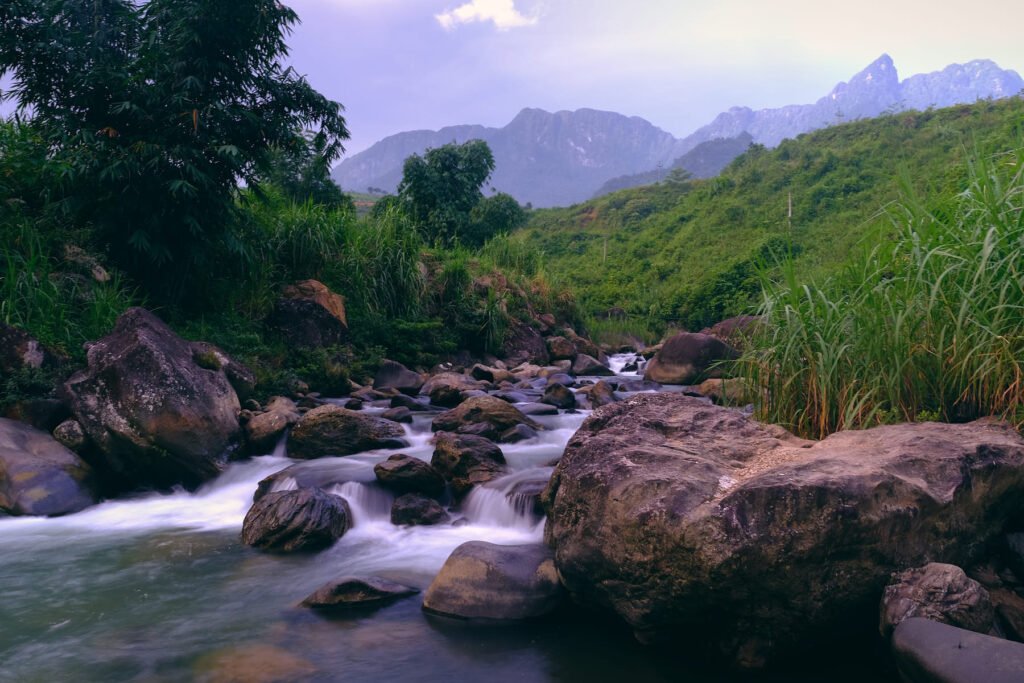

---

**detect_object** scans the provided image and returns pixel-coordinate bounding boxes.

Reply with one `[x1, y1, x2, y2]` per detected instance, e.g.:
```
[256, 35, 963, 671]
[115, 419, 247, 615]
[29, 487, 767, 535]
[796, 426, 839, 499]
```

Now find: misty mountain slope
[332, 55, 1023, 208]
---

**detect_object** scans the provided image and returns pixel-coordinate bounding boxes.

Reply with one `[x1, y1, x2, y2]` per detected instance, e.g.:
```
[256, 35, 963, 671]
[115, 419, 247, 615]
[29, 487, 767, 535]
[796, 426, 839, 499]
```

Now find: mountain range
[332, 55, 1024, 207]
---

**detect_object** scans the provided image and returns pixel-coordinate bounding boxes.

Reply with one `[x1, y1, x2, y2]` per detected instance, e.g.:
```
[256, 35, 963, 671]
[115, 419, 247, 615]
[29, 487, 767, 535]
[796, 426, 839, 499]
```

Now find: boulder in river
[431, 433, 507, 497]
[253, 459, 372, 502]
[571, 354, 614, 377]
[373, 360, 424, 396]
[0, 418, 98, 516]
[266, 279, 347, 348]
[241, 488, 351, 553]
[541, 383, 576, 410]
[373, 454, 446, 498]
[288, 405, 408, 459]
[422, 541, 564, 620]
[546, 336, 577, 361]
[300, 576, 420, 610]
[892, 618, 1024, 683]
[391, 493, 450, 526]
[431, 395, 541, 443]
[62, 307, 245, 490]
[543, 393, 1024, 668]
[880, 563, 994, 638]
[421, 373, 485, 408]
[643, 331, 738, 385]
[244, 397, 300, 454]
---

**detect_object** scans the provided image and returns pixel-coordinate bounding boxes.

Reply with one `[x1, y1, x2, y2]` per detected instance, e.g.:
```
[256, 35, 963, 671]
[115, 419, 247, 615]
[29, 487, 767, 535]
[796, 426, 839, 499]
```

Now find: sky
[284, 0, 1024, 157]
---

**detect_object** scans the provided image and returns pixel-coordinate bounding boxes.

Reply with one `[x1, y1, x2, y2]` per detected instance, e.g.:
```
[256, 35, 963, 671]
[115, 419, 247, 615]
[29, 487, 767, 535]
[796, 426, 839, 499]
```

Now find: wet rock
[546, 336, 577, 361]
[52, 418, 87, 452]
[585, 380, 617, 408]
[373, 454, 446, 498]
[266, 279, 347, 349]
[391, 493, 450, 526]
[194, 643, 317, 683]
[254, 459, 372, 502]
[892, 618, 1024, 683]
[431, 433, 507, 497]
[241, 488, 351, 553]
[244, 397, 300, 454]
[494, 391, 532, 404]
[544, 372, 575, 386]
[390, 394, 430, 411]
[500, 322, 550, 367]
[0, 418, 98, 516]
[544, 393, 1024, 668]
[992, 588, 1024, 641]
[288, 405, 407, 459]
[615, 378, 662, 392]
[541, 383, 576, 410]
[519, 402, 559, 417]
[190, 341, 257, 401]
[431, 395, 541, 443]
[62, 308, 244, 490]
[643, 331, 739, 385]
[382, 407, 414, 424]
[344, 398, 363, 410]
[880, 563, 994, 638]
[571, 354, 614, 377]
[373, 360, 424, 396]
[300, 576, 419, 610]
[423, 542, 564, 620]
[697, 377, 750, 406]
[421, 373, 485, 408]
[470, 364, 512, 384]
[500, 424, 538, 443]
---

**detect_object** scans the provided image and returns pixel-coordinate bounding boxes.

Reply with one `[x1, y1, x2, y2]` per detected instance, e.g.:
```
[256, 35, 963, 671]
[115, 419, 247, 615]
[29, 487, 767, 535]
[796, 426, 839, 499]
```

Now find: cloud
[436, 0, 537, 31]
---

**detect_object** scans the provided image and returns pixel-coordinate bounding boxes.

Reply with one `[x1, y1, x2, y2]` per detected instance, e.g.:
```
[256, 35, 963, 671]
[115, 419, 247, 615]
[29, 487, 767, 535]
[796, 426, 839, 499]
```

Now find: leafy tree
[465, 192, 527, 248]
[0, 0, 349, 300]
[262, 131, 353, 210]
[397, 139, 495, 245]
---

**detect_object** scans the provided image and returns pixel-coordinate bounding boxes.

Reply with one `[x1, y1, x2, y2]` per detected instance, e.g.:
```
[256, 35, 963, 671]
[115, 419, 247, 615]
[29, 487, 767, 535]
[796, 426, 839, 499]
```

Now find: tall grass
[742, 146, 1024, 438]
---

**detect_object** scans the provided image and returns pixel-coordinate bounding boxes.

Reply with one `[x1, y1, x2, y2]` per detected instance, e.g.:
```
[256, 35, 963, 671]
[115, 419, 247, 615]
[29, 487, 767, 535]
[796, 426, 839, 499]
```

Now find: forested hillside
[521, 97, 1024, 331]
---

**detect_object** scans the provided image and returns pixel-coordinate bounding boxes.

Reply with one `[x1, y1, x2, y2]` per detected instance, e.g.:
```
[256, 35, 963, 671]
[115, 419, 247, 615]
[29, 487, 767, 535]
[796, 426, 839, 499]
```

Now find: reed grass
[742, 146, 1024, 438]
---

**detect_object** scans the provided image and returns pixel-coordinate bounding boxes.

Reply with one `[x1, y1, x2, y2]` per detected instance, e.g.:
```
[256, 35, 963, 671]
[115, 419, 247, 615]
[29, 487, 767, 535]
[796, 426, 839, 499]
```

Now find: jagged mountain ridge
[332, 56, 1023, 208]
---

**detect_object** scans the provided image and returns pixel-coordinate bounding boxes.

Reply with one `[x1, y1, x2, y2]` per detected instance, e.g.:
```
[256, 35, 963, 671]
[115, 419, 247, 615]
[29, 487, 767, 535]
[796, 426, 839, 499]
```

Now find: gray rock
[373, 360, 424, 396]
[288, 405, 408, 459]
[892, 617, 1024, 683]
[423, 542, 564, 620]
[52, 419, 87, 451]
[241, 489, 351, 553]
[541, 383, 576, 410]
[643, 331, 738, 385]
[254, 459, 372, 502]
[431, 395, 541, 443]
[391, 493, 450, 526]
[300, 576, 419, 609]
[571, 354, 614, 376]
[0, 418, 98, 516]
[244, 397, 300, 454]
[431, 433, 506, 497]
[880, 563, 994, 638]
[373, 454, 446, 498]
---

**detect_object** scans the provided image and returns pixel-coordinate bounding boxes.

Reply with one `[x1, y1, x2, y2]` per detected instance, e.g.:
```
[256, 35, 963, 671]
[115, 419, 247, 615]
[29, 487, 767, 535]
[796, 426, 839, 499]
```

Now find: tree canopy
[0, 0, 349, 299]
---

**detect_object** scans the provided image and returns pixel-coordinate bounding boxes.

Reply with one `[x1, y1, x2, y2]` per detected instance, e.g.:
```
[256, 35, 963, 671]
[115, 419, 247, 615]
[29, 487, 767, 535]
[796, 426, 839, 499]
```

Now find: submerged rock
[253, 459, 372, 502]
[892, 618, 1024, 683]
[423, 542, 564, 620]
[288, 405, 407, 459]
[0, 418, 98, 516]
[880, 563, 994, 638]
[431, 433, 506, 497]
[643, 331, 738, 385]
[62, 307, 245, 490]
[241, 488, 351, 553]
[300, 576, 419, 610]
[431, 395, 541, 442]
[544, 393, 1024, 668]
[194, 643, 317, 683]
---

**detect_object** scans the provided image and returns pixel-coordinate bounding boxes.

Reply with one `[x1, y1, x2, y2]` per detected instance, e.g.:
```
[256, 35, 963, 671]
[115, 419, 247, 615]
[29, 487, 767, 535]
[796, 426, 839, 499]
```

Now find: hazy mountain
[332, 56, 1023, 208]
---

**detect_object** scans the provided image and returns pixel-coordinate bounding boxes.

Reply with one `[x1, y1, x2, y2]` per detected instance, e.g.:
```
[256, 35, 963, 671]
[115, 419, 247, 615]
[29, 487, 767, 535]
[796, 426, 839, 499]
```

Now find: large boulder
[541, 383, 576, 410]
[62, 308, 244, 490]
[571, 354, 614, 377]
[543, 394, 1024, 668]
[241, 488, 351, 552]
[288, 405, 407, 459]
[431, 433, 507, 497]
[373, 454, 446, 498]
[643, 332, 739, 385]
[244, 397, 300, 454]
[546, 336, 577, 361]
[0, 418, 98, 516]
[300, 576, 419, 610]
[880, 563, 994, 638]
[431, 395, 541, 443]
[266, 279, 347, 348]
[253, 459, 373, 502]
[423, 542, 564, 620]
[373, 360, 424, 396]
[892, 618, 1024, 683]
[391, 493, 450, 526]
[501, 322, 550, 367]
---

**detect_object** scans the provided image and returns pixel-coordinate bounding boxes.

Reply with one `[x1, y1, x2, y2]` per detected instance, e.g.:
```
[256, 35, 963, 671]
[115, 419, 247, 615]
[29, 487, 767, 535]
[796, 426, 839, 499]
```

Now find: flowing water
[0, 357, 886, 682]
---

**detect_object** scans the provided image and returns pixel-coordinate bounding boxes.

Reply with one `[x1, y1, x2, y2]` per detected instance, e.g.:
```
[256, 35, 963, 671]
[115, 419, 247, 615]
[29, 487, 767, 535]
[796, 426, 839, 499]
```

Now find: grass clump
[742, 145, 1024, 439]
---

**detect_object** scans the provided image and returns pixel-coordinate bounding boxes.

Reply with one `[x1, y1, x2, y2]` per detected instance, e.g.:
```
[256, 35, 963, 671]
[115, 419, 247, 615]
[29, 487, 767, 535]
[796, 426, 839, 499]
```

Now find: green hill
[520, 97, 1024, 332]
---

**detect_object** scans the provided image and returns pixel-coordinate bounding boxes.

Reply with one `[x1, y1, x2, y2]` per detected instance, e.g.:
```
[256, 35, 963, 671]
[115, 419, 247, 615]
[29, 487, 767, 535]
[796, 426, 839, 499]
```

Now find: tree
[397, 139, 495, 245]
[465, 192, 527, 248]
[262, 131, 354, 210]
[0, 0, 349, 300]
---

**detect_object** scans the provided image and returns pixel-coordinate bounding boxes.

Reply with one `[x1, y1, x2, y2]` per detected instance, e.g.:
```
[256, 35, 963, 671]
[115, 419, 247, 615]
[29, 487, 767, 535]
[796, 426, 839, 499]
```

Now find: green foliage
[397, 140, 496, 245]
[0, 0, 348, 301]
[523, 97, 1024, 329]
[741, 145, 1024, 438]
[261, 131, 354, 209]
[465, 192, 528, 248]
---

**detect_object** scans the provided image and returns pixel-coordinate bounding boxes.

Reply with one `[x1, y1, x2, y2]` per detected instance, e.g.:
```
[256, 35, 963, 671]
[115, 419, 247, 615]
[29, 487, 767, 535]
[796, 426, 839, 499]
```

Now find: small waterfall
[328, 481, 393, 525]
[460, 469, 550, 531]
[608, 352, 645, 376]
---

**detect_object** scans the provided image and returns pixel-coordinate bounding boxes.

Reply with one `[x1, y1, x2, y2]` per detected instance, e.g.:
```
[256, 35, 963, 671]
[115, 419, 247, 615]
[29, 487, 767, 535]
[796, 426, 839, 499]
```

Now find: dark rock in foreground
[543, 394, 1024, 668]
[288, 405, 407, 459]
[63, 308, 245, 490]
[892, 617, 1024, 683]
[0, 418, 98, 516]
[423, 541, 564, 620]
[300, 576, 419, 609]
[241, 489, 351, 553]
[880, 563, 993, 638]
